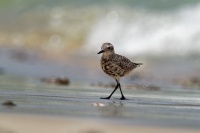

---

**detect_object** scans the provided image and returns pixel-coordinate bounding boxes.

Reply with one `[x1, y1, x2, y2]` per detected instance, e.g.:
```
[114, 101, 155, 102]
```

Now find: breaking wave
[85, 3, 200, 56]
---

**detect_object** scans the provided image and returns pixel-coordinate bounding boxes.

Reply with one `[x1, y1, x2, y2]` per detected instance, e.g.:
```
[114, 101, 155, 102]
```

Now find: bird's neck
[102, 52, 114, 59]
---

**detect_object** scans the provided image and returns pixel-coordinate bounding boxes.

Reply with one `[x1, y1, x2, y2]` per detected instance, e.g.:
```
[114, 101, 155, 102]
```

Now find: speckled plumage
[101, 53, 140, 80]
[100, 43, 141, 80]
[98, 43, 142, 100]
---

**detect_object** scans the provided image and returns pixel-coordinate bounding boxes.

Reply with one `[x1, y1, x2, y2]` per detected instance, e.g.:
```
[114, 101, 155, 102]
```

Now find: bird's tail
[134, 63, 143, 67]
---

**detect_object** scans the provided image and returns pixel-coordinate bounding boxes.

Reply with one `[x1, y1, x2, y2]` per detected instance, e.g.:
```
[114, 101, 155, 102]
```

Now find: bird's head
[97, 43, 115, 55]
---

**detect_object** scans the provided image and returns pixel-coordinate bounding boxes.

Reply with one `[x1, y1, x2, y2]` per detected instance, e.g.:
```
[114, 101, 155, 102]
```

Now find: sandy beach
[1, 75, 200, 133]
[0, 113, 199, 133]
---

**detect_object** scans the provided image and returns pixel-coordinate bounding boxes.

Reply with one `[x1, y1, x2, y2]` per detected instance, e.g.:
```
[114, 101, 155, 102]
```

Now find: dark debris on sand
[41, 76, 70, 86]
[90, 82, 160, 91]
[2, 100, 17, 107]
[174, 76, 200, 89]
[125, 84, 160, 90]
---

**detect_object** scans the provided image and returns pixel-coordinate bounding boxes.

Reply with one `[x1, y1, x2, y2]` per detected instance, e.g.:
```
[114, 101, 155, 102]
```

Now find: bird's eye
[108, 47, 111, 49]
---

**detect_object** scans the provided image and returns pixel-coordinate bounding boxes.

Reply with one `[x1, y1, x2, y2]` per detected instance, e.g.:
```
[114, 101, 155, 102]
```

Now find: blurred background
[0, 0, 200, 89]
[1, 1, 200, 132]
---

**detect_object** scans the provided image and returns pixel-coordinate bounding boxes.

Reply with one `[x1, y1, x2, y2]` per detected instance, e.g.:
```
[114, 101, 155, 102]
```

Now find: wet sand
[0, 113, 199, 133]
[1, 75, 200, 132]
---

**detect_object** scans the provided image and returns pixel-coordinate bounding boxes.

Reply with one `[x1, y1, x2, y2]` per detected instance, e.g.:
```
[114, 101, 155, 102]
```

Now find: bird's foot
[100, 96, 111, 99]
[120, 96, 128, 100]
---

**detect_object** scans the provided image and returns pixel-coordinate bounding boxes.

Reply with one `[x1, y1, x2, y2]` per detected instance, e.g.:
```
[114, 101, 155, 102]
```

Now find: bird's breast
[100, 57, 127, 78]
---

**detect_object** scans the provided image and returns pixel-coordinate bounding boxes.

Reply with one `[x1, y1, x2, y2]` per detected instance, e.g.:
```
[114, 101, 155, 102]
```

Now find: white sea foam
[84, 4, 200, 56]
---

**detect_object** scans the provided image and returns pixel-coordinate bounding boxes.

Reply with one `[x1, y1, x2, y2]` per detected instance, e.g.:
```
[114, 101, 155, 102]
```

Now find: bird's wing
[111, 54, 136, 70]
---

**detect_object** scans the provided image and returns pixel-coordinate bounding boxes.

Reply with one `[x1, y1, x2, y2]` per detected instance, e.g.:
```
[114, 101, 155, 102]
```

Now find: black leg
[118, 82, 127, 100]
[101, 83, 119, 99]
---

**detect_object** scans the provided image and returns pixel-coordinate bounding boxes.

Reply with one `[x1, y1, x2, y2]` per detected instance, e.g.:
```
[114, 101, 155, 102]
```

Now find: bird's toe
[100, 97, 111, 100]
[120, 96, 128, 100]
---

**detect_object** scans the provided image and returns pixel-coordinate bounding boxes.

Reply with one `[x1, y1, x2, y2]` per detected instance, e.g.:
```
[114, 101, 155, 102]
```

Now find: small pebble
[2, 100, 16, 107]
[92, 102, 105, 107]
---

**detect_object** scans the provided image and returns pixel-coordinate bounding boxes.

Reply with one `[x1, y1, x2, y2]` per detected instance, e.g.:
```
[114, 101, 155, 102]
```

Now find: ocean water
[0, 0, 200, 86]
[0, 0, 200, 56]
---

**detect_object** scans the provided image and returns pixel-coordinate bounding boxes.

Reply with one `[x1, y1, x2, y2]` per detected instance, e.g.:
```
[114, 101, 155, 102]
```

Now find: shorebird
[97, 43, 142, 100]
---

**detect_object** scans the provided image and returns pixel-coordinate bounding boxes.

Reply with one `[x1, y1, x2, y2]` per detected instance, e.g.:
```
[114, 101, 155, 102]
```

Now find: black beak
[97, 50, 105, 54]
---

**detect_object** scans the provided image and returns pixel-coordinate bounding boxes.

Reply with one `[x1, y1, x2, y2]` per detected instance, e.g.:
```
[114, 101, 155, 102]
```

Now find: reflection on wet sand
[97, 101, 125, 118]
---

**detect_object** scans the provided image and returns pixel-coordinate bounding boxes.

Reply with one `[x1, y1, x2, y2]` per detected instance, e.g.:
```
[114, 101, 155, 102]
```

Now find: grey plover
[97, 43, 142, 100]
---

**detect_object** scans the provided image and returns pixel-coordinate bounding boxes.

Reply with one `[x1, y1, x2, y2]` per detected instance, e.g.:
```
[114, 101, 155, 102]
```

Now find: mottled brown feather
[99, 43, 142, 80]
